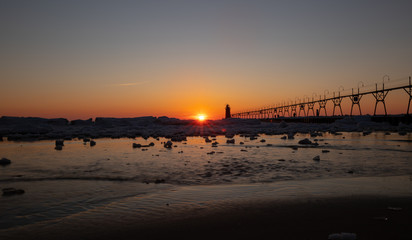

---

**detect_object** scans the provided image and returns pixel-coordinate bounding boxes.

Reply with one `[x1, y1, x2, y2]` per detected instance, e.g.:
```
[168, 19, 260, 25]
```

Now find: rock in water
[313, 155, 320, 161]
[55, 139, 64, 146]
[298, 138, 312, 144]
[154, 179, 165, 184]
[2, 188, 25, 196]
[164, 141, 173, 148]
[55, 145, 63, 151]
[398, 131, 407, 136]
[171, 135, 187, 142]
[90, 140, 96, 146]
[132, 143, 142, 148]
[0, 158, 11, 166]
[226, 139, 235, 144]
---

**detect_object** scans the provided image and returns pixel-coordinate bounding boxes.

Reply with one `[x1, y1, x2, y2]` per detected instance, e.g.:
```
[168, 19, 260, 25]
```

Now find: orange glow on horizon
[1, 73, 411, 120]
[196, 114, 207, 121]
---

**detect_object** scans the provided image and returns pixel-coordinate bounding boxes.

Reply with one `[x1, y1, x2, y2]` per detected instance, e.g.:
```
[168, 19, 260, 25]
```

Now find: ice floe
[0, 115, 410, 141]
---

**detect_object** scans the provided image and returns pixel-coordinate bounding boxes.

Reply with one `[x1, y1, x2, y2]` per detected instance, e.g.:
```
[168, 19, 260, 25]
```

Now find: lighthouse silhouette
[225, 104, 231, 119]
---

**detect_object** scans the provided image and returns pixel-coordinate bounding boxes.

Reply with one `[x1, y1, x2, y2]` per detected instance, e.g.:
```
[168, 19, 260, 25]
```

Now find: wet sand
[4, 195, 411, 240]
[2, 176, 412, 240]
[127, 196, 412, 240]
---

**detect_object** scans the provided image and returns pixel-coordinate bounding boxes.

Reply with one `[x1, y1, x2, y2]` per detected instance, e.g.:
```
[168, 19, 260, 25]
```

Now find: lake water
[1, 132, 412, 238]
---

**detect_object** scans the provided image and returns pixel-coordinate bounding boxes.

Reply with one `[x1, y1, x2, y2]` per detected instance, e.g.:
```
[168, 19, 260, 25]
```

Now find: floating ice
[0, 116, 410, 141]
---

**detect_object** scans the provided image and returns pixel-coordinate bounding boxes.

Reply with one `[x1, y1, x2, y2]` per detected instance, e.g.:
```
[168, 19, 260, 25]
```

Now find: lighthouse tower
[225, 104, 231, 119]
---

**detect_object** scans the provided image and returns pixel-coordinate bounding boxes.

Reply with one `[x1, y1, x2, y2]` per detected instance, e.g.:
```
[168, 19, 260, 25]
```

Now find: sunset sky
[1, 0, 411, 120]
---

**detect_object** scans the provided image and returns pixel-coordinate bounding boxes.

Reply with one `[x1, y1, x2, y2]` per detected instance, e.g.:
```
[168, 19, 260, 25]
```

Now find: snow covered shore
[0, 116, 410, 141]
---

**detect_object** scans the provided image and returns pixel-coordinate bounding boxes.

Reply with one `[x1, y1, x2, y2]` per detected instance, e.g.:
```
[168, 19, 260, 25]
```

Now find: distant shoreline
[1, 115, 411, 142]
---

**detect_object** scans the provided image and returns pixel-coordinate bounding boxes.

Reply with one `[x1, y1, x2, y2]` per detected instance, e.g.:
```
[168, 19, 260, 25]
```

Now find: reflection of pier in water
[232, 76, 412, 120]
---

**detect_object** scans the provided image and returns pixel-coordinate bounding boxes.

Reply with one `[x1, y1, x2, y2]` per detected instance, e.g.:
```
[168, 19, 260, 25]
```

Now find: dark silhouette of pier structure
[231, 76, 412, 121]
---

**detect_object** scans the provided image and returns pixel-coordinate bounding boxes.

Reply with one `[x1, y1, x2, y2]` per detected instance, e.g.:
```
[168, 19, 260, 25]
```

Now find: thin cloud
[111, 81, 150, 87]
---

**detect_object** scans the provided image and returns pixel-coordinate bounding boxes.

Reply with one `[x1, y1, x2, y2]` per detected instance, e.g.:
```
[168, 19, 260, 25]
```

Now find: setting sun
[197, 114, 206, 121]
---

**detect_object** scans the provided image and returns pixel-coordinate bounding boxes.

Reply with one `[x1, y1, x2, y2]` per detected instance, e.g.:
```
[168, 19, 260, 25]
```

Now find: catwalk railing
[232, 76, 412, 119]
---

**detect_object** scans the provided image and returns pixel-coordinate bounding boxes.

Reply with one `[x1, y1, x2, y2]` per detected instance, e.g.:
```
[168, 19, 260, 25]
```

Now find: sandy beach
[130, 196, 412, 240]
[1, 176, 412, 240]
[2, 195, 411, 240]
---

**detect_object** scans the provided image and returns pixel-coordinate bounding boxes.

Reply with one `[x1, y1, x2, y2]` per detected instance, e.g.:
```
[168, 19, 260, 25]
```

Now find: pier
[232, 76, 412, 120]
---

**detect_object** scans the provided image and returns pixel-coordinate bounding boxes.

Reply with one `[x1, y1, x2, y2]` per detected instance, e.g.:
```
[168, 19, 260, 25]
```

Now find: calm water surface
[1, 132, 411, 184]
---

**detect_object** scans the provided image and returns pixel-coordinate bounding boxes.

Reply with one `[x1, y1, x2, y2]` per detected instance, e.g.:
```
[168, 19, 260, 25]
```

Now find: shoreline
[1, 175, 412, 239]
[2, 195, 412, 240]
[1, 115, 411, 142]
